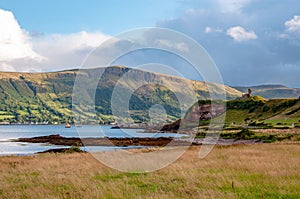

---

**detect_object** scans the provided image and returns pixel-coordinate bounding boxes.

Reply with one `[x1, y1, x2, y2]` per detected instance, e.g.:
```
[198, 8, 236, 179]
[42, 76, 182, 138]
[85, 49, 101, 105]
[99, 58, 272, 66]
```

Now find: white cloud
[205, 26, 223, 33]
[285, 16, 300, 33]
[226, 26, 257, 42]
[154, 39, 189, 52]
[32, 31, 112, 71]
[217, 0, 252, 13]
[0, 9, 43, 62]
[0, 9, 112, 72]
[0, 62, 16, 72]
[205, 27, 212, 33]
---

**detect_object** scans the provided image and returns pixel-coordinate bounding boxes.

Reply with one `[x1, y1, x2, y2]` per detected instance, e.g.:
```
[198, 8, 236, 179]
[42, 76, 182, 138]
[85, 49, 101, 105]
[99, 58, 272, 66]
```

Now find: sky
[0, 0, 300, 87]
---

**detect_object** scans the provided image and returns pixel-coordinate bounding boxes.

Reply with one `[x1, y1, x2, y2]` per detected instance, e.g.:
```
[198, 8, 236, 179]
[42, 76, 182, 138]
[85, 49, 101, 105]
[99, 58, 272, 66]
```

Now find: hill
[163, 96, 300, 131]
[0, 66, 241, 124]
[234, 85, 300, 99]
[224, 96, 300, 127]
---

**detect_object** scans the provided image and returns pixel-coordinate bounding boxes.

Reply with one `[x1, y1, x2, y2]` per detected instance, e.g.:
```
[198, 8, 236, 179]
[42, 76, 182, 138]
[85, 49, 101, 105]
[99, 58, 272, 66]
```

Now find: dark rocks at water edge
[15, 134, 190, 147]
[37, 147, 86, 154]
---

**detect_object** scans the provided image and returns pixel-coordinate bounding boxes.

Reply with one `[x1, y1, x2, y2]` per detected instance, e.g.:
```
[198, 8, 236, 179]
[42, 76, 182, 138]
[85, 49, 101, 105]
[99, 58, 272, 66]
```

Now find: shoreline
[4, 126, 300, 156]
[9, 134, 270, 156]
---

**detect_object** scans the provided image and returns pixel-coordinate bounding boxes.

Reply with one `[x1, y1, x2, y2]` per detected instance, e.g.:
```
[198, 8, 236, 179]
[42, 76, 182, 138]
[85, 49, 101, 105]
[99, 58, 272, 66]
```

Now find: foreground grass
[0, 144, 299, 198]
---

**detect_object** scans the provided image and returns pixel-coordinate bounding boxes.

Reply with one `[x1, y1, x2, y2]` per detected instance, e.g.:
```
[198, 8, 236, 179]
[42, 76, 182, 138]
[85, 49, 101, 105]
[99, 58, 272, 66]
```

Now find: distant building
[237, 89, 252, 100]
[185, 104, 225, 121]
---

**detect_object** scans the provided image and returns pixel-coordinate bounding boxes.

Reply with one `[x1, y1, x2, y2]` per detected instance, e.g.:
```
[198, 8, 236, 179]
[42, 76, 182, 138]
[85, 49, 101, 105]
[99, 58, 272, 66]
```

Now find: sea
[0, 125, 185, 156]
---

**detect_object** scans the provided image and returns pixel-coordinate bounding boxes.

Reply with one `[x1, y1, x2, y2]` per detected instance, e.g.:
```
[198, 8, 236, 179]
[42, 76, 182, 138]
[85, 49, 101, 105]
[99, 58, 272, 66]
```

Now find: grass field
[0, 144, 299, 198]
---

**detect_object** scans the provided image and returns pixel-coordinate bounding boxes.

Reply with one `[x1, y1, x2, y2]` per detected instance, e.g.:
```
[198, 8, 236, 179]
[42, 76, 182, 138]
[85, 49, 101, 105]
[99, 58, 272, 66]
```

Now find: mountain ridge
[0, 66, 241, 124]
[0, 66, 299, 125]
[2, 67, 298, 90]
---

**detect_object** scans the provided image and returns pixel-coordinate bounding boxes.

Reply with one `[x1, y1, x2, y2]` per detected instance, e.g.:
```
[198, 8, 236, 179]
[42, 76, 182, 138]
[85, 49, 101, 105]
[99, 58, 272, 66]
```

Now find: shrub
[235, 128, 254, 140]
[272, 99, 298, 113]
[263, 135, 278, 143]
[275, 126, 290, 129]
[66, 146, 83, 153]
[263, 106, 270, 112]
[244, 118, 250, 123]
[248, 121, 271, 128]
[248, 107, 256, 113]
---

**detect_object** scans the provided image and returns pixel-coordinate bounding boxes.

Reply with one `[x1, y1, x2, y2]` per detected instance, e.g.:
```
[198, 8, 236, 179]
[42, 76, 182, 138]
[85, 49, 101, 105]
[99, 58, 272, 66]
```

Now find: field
[0, 144, 299, 198]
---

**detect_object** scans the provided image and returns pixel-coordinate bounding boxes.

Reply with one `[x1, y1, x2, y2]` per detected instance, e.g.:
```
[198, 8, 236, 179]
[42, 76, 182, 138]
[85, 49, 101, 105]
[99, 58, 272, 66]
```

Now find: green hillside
[224, 96, 300, 127]
[0, 66, 242, 124]
[179, 96, 300, 129]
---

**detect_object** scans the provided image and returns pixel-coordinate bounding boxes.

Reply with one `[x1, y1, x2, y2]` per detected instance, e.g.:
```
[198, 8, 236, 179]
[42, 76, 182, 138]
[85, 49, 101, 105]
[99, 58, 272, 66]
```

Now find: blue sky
[0, 0, 183, 34]
[0, 0, 300, 87]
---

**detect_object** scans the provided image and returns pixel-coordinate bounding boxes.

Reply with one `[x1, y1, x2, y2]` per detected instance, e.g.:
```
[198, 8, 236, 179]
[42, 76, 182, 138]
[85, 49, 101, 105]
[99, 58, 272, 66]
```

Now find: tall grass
[0, 144, 299, 198]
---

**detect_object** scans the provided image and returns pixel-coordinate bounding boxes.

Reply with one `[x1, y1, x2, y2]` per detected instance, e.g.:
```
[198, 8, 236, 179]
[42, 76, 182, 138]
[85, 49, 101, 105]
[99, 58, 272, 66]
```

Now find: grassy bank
[0, 144, 299, 198]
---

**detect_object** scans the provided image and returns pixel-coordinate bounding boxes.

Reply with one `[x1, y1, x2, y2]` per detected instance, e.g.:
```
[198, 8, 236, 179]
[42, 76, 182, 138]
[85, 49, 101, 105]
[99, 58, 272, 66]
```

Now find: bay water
[0, 125, 184, 155]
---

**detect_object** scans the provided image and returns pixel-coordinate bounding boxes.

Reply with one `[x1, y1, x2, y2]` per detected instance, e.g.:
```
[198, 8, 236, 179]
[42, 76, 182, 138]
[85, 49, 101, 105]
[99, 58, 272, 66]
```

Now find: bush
[223, 126, 243, 131]
[248, 121, 272, 128]
[66, 146, 83, 153]
[248, 107, 256, 113]
[227, 98, 265, 110]
[244, 118, 250, 123]
[235, 128, 254, 140]
[272, 99, 298, 113]
[263, 106, 270, 112]
[275, 126, 290, 129]
[263, 135, 278, 143]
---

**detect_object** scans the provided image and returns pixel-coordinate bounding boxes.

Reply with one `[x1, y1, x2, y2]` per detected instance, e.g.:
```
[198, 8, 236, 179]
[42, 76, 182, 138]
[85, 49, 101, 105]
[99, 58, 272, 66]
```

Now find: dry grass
[0, 144, 299, 198]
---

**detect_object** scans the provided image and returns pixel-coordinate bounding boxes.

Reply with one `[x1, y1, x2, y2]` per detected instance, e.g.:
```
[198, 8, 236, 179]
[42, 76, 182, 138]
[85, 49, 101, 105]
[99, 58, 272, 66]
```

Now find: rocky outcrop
[15, 134, 190, 147]
[161, 102, 225, 132]
[37, 147, 86, 154]
[185, 103, 225, 121]
[161, 119, 182, 132]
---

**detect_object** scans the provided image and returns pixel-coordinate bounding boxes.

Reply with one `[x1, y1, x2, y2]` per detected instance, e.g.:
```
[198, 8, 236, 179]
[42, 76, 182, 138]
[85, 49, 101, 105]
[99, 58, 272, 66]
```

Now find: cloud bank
[157, 0, 300, 87]
[0, 9, 43, 63]
[0, 9, 111, 72]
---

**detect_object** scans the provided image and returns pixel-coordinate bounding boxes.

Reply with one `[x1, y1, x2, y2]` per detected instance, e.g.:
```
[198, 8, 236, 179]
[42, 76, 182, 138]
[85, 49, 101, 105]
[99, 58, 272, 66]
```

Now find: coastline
[2, 125, 300, 156]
